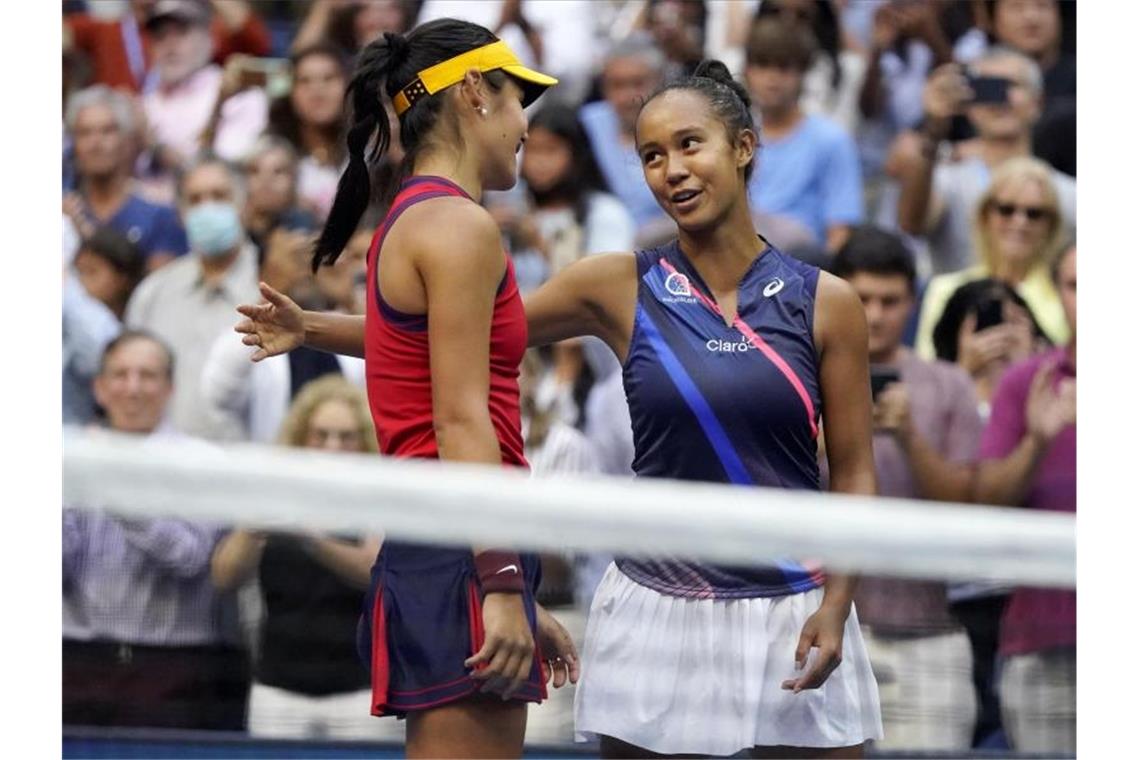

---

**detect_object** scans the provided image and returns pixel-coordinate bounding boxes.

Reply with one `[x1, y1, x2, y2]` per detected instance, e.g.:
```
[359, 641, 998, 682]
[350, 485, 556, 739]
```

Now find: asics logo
[763, 278, 785, 297]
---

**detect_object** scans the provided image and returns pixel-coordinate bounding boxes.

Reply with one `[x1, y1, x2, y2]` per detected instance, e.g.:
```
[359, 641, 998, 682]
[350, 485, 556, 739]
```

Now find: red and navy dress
[356, 175, 546, 717]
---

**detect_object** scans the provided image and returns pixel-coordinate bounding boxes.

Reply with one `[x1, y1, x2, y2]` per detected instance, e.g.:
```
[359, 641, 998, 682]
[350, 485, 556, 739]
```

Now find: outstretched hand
[234, 282, 306, 361]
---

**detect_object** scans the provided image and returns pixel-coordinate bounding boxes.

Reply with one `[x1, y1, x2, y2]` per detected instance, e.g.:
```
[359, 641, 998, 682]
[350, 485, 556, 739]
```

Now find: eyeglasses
[991, 202, 1054, 222]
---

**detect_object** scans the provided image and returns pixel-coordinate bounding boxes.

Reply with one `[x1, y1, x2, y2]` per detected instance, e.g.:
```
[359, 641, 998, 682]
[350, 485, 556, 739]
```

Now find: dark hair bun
[383, 32, 410, 65]
[692, 59, 752, 112]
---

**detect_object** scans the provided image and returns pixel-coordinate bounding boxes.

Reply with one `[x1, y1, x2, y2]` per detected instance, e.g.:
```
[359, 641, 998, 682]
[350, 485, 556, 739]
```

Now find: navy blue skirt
[357, 541, 547, 717]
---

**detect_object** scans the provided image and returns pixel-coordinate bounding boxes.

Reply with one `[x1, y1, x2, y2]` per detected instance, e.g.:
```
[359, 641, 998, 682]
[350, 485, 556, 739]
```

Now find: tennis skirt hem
[573, 564, 883, 755]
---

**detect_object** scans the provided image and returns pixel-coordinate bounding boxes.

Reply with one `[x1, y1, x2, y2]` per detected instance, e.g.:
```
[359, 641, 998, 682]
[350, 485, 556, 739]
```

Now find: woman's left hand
[535, 603, 580, 689]
[781, 603, 849, 693]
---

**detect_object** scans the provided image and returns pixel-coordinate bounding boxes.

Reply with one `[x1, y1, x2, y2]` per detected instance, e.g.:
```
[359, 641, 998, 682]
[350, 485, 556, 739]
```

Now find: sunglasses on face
[991, 202, 1054, 222]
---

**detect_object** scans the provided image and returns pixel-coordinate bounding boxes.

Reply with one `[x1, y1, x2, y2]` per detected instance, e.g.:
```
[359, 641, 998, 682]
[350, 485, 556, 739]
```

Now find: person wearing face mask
[125, 156, 260, 440]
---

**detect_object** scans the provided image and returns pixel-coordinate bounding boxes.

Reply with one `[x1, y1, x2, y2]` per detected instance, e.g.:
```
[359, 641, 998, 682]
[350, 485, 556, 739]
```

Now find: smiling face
[983, 177, 1057, 270]
[94, 336, 174, 434]
[635, 89, 754, 233]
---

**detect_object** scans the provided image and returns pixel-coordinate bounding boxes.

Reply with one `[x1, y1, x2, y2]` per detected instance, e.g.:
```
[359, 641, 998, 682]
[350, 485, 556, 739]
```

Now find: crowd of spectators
[61, 0, 1077, 753]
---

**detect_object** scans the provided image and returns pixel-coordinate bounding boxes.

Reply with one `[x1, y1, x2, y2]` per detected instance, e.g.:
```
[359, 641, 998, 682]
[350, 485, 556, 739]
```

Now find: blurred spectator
[211, 376, 389, 740]
[987, 0, 1075, 176]
[518, 349, 599, 744]
[915, 156, 1067, 361]
[125, 156, 260, 440]
[64, 85, 189, 271]
[313, 216, 377, 317]
[755, 0, 868, 133]
[267, 43, 352, 221]
[857, 0, 976, 193]
[240, 135, 318, 257]
[292, 0, 414, 58]
[63, 267, 121, 427]
[507, 103, 636, 280]
[829, 226, 980, 751]
[200, 213, 365, 444]
[63, 331, 248, 730]
[644, 0, 708, 78]
[744, 16, 864, 252]
[931, 278, 1050, 415]
[73, 227, 147, 321]
[579, 35, 669, 233]
[63, 0, 271, 94]
[893, 47, 1074, 275]
[973, 242, 1076, 754]
[143, 1, 268, 172]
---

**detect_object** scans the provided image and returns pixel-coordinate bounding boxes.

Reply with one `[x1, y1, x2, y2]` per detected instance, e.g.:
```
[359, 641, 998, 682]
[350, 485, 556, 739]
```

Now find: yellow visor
[392, 40, 558, 116]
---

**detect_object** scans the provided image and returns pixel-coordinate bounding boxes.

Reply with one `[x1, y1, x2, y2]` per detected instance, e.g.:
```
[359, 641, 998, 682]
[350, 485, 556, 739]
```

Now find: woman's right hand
[234, 281, 306, 361]
[465, 592, 536, 700]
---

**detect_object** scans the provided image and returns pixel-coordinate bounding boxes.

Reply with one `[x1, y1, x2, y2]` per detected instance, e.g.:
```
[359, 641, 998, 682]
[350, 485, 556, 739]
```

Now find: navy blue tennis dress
[619, 237, 826, 597]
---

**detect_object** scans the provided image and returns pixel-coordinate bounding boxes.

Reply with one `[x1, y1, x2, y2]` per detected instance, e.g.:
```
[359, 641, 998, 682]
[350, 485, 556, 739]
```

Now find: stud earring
[478, 106, 488, 117]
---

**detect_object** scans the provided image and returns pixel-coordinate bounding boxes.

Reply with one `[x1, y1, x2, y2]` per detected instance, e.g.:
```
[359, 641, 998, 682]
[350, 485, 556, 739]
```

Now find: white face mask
[184, 202, 243, 258]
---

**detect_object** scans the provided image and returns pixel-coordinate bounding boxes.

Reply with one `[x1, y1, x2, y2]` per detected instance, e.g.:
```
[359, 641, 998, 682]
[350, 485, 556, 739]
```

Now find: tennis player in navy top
[238, 58, 882, 759]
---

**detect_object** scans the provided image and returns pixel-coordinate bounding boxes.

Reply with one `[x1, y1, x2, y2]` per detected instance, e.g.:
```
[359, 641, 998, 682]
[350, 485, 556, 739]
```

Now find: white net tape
[63, 429, 1074, 588]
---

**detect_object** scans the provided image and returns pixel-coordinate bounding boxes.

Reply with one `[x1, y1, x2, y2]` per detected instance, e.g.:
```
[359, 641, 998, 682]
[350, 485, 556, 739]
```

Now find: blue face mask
[185, 202, 243, 258]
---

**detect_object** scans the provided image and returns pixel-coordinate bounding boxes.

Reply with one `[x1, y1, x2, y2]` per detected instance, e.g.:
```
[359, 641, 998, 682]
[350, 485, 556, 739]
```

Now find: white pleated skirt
[574, 564, 883, 756]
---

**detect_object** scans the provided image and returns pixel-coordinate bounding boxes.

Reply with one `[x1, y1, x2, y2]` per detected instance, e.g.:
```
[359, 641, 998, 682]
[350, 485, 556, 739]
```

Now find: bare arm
[304, 310, 366, 358]
[524, 252, 637, 355]
[784, 273, 876, 693]
[291, 0, 338, 54]
[816, 271, 878, 594]
[896, 63, 969, 234]
[974, 360, 1075, 506]
[210, 529, 266, 590]
[235, 282, 365, 360]
[301, 535, 382, 589]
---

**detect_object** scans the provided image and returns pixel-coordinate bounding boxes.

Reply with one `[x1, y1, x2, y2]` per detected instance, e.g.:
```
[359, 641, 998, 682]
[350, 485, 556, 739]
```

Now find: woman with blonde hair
[211, 374, 391, 741]
[914, 156, 1069, 364]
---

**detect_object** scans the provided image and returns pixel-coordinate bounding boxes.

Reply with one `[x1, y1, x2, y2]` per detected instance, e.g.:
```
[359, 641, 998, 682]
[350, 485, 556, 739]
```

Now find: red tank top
[363, 176, 528, 468]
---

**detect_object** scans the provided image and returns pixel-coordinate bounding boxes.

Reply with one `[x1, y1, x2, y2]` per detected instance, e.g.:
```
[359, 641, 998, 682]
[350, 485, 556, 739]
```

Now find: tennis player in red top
[238, 20, 578, 758]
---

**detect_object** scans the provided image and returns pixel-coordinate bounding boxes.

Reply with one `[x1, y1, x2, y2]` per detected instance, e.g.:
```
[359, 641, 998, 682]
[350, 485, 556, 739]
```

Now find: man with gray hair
[125, 156, 260, 440]
[579, 35, 669, 233]
[64, 85, 188, 272]
[143, 0, 267, 172]
[894, 47, 1075, 276]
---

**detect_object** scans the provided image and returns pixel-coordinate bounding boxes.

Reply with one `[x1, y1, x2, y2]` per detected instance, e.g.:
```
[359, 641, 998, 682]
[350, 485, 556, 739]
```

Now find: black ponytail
[312, 34, 399, 271]
[312, 19, 503, 271]
[640, 59, 759, 182]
